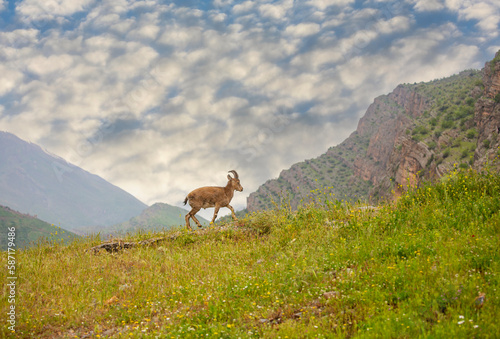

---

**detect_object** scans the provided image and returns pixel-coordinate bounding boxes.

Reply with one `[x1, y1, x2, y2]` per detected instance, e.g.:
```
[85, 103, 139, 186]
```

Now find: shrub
[466, 128, 477, 139]
[441, 120, 454, 129]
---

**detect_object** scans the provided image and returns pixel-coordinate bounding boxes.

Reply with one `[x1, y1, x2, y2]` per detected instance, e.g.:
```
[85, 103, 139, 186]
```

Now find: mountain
[0, 205, 79, 249]
[248, 50, 500, 212]
[0, 132, 147, 233]
[91, 202, 209, 236]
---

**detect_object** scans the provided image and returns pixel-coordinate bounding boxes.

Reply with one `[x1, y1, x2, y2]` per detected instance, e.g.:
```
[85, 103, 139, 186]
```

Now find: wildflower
[458, 320, 464, 325]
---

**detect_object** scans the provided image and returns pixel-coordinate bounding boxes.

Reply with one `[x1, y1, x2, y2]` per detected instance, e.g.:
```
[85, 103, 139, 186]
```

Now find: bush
[441, 120, 454, 129]
[460, 149, 470, 159]
[466, 128, 477, 139]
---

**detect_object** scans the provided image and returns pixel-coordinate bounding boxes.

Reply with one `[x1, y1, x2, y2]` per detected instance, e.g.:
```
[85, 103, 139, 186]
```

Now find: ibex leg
[186, 207, 202, 229]
[211, 206, 220, 224]
[227, 205, 237, 220]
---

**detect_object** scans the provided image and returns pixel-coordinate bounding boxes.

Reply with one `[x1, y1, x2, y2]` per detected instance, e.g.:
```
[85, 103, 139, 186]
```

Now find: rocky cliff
[474, 52, 500, 169]
[248, 51, 500, 212]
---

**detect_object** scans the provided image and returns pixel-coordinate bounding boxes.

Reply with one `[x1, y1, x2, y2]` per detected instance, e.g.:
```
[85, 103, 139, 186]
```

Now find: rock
[474, 292, 486, 309]
[474, 51, 500, 170]
[119, 284, 132, 291]
[104, 295, 119, 305]
[323, 291, 339, 299]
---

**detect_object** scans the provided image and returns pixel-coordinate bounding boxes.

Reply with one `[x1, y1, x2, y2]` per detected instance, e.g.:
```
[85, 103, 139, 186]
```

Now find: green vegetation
[0, 205, 79, 250]
[406, 70, 482, 172]
[3, 168, 499, 338]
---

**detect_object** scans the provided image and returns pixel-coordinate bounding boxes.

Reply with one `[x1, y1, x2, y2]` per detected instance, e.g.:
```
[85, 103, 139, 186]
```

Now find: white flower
[458, 320, 465, 325]
[459, 315, 464, 319]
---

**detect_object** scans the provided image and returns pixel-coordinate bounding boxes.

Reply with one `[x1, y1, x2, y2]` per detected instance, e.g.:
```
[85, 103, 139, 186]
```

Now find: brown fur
[183, 170, 243, 230]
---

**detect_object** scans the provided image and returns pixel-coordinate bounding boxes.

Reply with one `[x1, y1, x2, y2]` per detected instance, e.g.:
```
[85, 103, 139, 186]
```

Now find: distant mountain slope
[0, 132, 147, 233]
[0, 205, 79, 249]
[248, 50, 500, 211]
[97, 203, 209, 236]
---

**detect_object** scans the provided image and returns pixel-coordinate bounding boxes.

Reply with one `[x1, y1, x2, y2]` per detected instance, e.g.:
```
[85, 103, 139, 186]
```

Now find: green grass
[0, 205, 79, 250]
[2, 168, 500, 338]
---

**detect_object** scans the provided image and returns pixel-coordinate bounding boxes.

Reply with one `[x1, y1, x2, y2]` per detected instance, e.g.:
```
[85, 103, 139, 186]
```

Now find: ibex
[183, 170, 243, 230]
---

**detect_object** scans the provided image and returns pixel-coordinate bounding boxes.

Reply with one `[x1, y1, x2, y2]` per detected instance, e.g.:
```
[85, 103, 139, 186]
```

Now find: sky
[0, 0, 499, 219]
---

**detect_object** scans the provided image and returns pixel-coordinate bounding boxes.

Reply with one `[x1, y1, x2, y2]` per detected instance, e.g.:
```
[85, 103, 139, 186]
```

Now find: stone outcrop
[474, 51, 500, 169]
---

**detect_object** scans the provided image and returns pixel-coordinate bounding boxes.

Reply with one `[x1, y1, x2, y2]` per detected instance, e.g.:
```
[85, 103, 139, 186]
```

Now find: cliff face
[248, 51, 500, 212]
[474, 52, 500, 169]
[355, 86, 430, 186]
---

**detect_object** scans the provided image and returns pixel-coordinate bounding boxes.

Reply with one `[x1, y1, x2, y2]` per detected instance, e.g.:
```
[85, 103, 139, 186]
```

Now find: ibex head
[227, 170, 243, 192]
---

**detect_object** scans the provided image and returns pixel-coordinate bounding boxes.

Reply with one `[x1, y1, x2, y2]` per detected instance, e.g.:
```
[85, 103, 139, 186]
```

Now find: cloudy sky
[0, 0, 499, 218]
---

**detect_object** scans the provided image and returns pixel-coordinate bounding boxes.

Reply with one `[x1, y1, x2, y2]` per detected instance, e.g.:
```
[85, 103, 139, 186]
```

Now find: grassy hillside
[0, 205, 79, 250]
[84, 203, 209, 237]
[2, 168, 499, 338]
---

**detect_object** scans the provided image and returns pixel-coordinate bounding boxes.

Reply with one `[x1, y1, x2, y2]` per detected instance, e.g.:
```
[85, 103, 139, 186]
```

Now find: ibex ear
[227, 174, 232, 180]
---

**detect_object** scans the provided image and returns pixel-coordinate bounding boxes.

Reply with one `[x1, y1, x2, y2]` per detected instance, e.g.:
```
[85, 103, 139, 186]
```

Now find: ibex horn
[228, 170, 239, 179]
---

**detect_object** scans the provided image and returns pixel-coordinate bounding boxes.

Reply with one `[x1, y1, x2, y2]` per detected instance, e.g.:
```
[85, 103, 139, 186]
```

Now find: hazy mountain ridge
[0, 132, 148, 233]
[248, 50, 500, 211]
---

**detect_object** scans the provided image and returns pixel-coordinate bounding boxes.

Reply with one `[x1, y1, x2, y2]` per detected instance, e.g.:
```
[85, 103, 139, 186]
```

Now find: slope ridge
[0, 204, 79, 249]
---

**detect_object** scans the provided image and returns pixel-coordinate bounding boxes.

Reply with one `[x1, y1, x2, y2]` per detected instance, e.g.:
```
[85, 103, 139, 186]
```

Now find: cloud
[258, 0, 293, 20]
[0, 28, 39, 46]
[232, 1, 254, 15]
[16, 0, 95, 22]
[458, 2, 500, 33]
[430, 0, 500, 37]
[25, 54, 74, 76]
[285, 22, 321, 38]
[374, 15, 412, 34]
[411, 0, 445, 12]
[0, 66, 23, 96]
[307, 0, 354, 11]
[0, 0, 498, 219]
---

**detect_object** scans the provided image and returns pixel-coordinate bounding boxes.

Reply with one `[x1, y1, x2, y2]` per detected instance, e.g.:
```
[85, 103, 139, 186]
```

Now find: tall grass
[1, 168, 499, 338]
